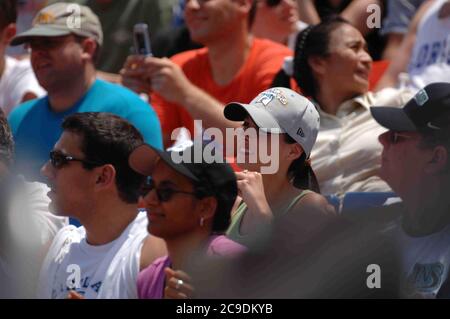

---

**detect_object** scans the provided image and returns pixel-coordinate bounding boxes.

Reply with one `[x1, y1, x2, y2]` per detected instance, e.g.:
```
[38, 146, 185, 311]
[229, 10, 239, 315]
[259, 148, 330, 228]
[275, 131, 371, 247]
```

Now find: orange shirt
[151, 38, 293, 137]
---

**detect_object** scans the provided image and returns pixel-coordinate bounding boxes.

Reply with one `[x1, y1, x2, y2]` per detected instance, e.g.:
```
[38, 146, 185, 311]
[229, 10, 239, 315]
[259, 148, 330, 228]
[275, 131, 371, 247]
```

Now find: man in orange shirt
[121, 0, 292, 147]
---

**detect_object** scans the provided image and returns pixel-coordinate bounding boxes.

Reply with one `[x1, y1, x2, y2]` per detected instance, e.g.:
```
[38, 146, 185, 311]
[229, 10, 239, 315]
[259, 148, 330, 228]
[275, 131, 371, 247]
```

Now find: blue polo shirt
[8, 79, 162, 181]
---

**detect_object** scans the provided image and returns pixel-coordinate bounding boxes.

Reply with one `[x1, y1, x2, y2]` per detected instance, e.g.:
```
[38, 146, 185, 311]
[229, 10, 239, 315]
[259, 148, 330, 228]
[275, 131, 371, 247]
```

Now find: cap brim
[370, 106, 417, 131]
[224, 102, 285, 134]
[10, 26, 72, 46]
[129, 144, 199, 181]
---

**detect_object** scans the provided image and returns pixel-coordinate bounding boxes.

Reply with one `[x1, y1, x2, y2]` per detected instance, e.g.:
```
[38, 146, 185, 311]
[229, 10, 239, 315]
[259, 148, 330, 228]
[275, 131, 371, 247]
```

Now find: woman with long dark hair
[290, 17, 413, 196]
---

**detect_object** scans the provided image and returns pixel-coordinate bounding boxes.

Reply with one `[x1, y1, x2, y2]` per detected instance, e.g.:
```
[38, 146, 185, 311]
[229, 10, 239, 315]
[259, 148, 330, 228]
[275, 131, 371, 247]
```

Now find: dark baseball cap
[128, 142, 238, 199]
[371, 82, 450, 131]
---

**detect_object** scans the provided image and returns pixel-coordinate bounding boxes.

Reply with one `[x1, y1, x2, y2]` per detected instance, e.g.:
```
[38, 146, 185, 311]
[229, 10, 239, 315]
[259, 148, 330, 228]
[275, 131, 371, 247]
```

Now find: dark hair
[193, 179, 237, 233]
[293, 16, 352, 99]
[0, 0, 17, 30]
[284, 134, 321, 193]
[0, 109, 14, 168]
[62, 112, 145, 203]
[248, 0, 258, 29]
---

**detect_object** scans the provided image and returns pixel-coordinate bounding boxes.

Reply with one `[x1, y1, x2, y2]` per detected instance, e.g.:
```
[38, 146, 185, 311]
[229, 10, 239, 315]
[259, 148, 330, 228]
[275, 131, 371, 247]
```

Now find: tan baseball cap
[10, 2, 103, 46]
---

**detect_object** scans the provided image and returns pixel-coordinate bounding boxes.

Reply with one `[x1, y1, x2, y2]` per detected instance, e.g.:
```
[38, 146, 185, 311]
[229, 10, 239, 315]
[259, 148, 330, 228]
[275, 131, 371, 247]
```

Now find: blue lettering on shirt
[410, 38, 450, 72]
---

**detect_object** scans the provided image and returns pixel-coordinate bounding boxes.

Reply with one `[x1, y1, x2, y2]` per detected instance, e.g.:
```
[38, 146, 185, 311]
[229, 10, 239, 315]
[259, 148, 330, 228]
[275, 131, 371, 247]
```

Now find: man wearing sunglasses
[37, 112, 166, 299]
[7, 2, 162, 182]
[370, 82, 450, 298]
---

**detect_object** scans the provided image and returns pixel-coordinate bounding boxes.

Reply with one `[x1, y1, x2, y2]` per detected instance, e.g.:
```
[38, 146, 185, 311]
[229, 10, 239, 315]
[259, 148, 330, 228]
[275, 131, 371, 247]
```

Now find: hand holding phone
[133, 23, 153, 57]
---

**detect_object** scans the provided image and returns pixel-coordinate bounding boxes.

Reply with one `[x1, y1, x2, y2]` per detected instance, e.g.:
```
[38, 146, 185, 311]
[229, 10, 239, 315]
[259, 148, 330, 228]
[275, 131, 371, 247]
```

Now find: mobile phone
[133, 23, 153, 56]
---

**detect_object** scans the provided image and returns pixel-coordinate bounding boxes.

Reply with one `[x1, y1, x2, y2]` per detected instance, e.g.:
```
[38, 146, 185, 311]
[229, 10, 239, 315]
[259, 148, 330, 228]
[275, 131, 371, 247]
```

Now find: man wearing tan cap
[7, 2, 163, 182]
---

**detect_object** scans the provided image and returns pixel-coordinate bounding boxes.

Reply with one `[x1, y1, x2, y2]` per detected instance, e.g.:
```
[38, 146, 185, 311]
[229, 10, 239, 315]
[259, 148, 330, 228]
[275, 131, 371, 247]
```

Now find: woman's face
[316, 24, 372, 97]
[140, 160, 203, 240]
[236, 116, 300, 174]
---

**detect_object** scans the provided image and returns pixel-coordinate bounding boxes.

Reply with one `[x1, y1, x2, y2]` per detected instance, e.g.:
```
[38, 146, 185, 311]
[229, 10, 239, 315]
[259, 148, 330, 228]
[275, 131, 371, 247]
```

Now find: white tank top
[408, 0, 450, 91]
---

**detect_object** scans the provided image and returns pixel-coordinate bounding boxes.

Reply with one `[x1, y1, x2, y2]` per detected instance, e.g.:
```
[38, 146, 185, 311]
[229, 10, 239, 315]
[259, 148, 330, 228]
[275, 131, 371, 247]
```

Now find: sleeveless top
[226, 190, 312, 246]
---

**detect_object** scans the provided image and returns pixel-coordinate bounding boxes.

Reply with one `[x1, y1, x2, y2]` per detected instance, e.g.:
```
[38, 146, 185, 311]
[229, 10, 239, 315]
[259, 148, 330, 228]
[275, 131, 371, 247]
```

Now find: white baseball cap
[224, 87, 320, 157]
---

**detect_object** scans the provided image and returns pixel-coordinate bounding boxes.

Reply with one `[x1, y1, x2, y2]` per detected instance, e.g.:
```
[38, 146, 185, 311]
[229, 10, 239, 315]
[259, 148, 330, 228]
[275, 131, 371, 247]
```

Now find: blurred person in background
[8, 2, 162, 181]
[0, 109, 67, 298]
[376, 0, 450, 92]
[47, 0, 178, 82]
[121, 0, 292, 147]
[0, 0, 45, 115]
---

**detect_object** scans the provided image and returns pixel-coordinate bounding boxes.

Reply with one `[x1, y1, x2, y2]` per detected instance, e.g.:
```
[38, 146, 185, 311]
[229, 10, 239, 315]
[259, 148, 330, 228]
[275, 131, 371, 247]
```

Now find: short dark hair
[0, 0, 17, 30]
[62, 112, 145, 203]
[0, 109, 14, 168]
[293, 16, 352, 99]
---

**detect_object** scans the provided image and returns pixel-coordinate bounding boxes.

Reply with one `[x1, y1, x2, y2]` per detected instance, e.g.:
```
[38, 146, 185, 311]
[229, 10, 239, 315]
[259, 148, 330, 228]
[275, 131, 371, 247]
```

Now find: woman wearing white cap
[224, 87, 336, 247]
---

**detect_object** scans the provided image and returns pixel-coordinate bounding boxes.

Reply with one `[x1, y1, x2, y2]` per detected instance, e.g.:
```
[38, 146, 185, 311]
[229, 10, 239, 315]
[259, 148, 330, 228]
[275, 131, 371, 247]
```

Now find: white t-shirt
[407, 0, 450, 91]
[395, 222, 450, 298]
[0, 56, 45, 115]
[37, 212, 148, 299]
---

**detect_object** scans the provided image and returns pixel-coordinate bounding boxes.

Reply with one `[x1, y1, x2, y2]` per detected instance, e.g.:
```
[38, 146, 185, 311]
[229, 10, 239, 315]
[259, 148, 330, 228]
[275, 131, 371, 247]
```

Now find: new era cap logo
[414, 89, 429, 106]
[297, 128, 305, 138]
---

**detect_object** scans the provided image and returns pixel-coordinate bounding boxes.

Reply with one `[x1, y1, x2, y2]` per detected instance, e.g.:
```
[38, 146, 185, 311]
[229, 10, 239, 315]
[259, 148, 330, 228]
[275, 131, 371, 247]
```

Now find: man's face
[41, 131, 97, 217]
[140, 160, 203, 239]
[378, 130, 429, 198]
[28, 35, 85, 92]
[184, 0, 244, 44]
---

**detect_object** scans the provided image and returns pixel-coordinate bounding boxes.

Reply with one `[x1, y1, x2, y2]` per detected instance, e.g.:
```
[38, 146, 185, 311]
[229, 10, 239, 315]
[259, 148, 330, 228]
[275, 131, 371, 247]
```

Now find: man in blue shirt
[8, 3, 162, 181]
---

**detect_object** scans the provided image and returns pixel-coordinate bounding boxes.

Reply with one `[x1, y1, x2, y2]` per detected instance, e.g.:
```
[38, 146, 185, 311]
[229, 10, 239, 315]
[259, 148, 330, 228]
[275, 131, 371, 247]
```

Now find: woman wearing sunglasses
[128, 142, 245, 299]
[224, 87, 336, 247]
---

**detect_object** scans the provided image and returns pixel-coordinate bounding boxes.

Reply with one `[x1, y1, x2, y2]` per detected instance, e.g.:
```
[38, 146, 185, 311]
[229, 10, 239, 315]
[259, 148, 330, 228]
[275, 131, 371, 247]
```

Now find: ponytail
[284, 135, 321, 193]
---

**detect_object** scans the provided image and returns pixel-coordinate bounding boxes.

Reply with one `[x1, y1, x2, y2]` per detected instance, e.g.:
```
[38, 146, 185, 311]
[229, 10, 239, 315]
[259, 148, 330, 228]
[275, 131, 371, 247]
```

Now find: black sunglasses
[49, 150, 102, 169]
[140, 177, 197, 202]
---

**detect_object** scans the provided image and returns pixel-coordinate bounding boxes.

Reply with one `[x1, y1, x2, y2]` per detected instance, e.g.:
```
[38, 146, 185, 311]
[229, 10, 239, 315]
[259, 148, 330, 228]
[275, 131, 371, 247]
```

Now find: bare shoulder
[297, 192, 337, 216]
[140, 235, 168, 271]
[279, 192, 338, 237]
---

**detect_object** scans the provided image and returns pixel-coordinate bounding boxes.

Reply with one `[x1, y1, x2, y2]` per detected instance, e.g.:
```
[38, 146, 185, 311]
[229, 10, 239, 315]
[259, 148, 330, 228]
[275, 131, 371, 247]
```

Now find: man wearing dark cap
[7, 2, 162, 182]
[128, 141, 245, 299]
[371, 82, 450, 298]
